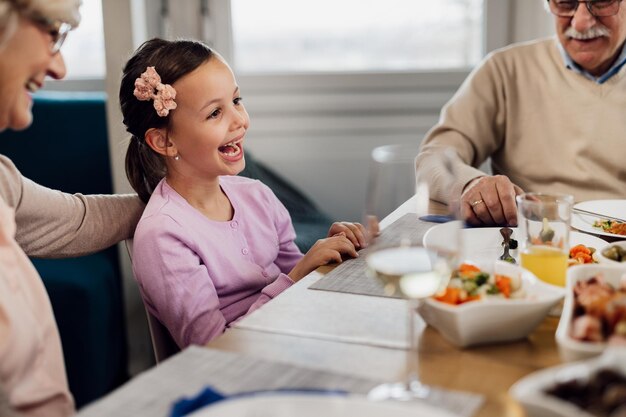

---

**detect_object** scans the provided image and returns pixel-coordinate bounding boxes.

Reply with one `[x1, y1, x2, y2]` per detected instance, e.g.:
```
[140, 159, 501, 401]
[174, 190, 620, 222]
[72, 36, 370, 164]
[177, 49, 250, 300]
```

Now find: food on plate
[544, 368, 626, 417]
[569, 244, 597, 266]
[434, 263, 523, 305]
[602, 245, 626, 263]
[594, 219, 626, 236]
[570, 275, 626, 343]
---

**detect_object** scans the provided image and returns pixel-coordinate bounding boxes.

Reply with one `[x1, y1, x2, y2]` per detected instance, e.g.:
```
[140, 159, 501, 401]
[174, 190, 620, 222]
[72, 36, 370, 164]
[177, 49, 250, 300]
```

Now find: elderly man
[416, 0, 626, 226]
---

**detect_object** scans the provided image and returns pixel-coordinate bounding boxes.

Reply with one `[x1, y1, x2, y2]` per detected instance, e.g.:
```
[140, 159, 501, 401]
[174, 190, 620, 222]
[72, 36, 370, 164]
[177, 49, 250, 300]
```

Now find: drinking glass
[517, 193, 574, 287]
[364, 144, 459, 401]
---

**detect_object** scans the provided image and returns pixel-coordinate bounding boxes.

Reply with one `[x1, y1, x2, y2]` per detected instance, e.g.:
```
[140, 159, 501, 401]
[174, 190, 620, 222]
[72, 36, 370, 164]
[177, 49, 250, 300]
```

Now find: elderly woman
[0, 1, 143, 416]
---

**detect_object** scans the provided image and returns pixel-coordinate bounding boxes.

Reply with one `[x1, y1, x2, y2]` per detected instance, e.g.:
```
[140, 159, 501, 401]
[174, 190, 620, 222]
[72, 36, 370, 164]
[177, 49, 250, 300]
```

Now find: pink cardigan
[132, 177, 303, 348]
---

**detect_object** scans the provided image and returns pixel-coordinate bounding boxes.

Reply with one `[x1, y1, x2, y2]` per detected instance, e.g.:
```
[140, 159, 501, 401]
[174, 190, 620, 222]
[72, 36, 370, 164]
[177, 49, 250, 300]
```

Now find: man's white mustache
[565, 25, 610, 40]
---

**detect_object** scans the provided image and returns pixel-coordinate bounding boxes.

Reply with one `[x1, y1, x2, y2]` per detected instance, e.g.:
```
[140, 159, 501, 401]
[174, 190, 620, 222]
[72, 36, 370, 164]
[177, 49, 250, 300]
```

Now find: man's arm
[415, 51, 522, 226]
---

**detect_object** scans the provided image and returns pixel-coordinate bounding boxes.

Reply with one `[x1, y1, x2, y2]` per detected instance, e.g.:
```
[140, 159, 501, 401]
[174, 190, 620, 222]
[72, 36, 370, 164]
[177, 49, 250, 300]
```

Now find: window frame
[44, 0, 511, 92]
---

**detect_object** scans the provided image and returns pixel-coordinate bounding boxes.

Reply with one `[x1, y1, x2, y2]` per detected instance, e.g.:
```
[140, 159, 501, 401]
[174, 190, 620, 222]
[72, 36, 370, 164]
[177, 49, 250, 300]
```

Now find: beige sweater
[0, 154, 143, 417]
[0, 155, 144, 257]
[417, 38, 626, 204]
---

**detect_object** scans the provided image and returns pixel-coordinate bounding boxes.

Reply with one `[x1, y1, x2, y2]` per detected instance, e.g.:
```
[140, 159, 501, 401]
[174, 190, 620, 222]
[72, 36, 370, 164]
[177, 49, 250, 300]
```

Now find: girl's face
[166, 58, 250, 180]
[0, 17, 67, 132]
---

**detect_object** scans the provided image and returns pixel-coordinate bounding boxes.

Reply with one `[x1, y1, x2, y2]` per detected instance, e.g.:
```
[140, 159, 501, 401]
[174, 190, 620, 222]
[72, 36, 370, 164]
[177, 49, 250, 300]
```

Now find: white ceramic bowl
[418, 261, 564, 348]
[595, 240, 626, 266]
[510, 348, 626, 417]
[555, 263, 626, 362]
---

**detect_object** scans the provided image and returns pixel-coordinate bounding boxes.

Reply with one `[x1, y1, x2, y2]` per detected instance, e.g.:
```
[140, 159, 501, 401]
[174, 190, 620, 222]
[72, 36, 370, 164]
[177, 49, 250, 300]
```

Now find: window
[62, 0, 106, 79]
[230, 0, 484, 74]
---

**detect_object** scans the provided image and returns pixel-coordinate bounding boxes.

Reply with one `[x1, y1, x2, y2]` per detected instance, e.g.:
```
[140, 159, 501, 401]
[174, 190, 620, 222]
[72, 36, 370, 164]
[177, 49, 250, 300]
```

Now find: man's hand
[460, 175, 524, 226]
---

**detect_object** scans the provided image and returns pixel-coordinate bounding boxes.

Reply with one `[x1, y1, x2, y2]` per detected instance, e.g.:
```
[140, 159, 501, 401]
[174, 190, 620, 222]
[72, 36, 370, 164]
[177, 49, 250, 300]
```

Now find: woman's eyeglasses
[547, 0, 623, 17]
[30, 16, 72, 54]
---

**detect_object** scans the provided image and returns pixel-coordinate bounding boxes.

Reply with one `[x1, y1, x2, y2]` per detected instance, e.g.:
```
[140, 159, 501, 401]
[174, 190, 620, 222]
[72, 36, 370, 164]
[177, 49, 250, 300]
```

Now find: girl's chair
[125, 239, 180, 363]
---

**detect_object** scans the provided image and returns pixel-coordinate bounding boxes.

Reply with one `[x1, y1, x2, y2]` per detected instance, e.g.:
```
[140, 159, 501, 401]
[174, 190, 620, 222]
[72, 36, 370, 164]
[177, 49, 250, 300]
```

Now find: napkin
[419, 214, 455, 223]
[169, 386, 347, 417]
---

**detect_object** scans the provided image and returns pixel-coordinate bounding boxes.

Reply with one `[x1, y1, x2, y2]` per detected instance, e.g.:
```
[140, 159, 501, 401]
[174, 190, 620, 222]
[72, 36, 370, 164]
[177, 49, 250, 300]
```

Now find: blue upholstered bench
[0, 92, 127, 408]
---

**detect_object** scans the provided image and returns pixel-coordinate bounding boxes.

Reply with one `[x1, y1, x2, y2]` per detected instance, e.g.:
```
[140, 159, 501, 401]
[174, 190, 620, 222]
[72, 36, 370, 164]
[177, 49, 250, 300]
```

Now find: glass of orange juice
[517, 193, 573, 287]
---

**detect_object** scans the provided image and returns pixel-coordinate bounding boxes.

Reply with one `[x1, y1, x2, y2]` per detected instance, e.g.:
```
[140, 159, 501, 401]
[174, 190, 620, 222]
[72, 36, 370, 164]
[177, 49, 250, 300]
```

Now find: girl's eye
[233, 97, 243, 106]
[208, 108, 222, 119]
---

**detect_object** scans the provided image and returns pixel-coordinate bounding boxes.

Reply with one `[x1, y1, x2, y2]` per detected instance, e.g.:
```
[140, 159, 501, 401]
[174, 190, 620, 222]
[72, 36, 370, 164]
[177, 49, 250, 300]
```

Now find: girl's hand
[288, 234, 358, 282]
[327, 221, 367, 249]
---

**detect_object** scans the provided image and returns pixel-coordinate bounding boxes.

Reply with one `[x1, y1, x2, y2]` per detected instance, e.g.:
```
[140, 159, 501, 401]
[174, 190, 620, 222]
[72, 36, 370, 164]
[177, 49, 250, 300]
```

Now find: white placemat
[309, 213, 431, 298]
[234, 271, 420, 349]
[77, 347, 484, 417]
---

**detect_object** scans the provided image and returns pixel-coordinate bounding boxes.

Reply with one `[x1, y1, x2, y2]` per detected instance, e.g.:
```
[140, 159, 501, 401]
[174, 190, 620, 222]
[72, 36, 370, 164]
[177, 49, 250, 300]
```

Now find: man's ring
[470, 199, 484, 207]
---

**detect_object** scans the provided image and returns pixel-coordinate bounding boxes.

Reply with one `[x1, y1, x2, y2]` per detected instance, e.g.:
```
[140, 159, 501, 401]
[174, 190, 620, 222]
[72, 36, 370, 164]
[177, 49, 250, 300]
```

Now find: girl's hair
[0, 0, 81, 48]
[120, 38, 214, 203]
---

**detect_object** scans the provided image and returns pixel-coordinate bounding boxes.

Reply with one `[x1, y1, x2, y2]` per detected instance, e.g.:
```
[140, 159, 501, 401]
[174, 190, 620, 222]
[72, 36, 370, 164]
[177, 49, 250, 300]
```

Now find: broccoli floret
[475, 272, 489, 286]
[487, 286, 500, 295]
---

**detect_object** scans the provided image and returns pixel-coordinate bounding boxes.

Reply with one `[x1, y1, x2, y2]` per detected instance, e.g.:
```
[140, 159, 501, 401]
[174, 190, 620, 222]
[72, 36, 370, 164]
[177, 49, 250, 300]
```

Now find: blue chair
[0, 92, 128, 408]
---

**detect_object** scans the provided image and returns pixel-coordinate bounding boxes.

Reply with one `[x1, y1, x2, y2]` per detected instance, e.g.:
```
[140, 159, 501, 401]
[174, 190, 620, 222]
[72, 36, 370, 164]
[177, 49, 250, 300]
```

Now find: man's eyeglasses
[547, 0, 623, 17]
[31, 16, 72, 54]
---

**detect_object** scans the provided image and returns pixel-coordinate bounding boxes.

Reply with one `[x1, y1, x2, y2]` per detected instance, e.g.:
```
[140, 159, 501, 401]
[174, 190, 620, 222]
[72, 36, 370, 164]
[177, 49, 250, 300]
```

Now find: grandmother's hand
[460, 175, 524, 227]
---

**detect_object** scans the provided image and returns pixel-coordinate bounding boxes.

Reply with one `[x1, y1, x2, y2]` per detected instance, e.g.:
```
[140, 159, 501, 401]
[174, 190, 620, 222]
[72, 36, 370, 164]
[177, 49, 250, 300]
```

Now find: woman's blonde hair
[0, 0, 81, 48]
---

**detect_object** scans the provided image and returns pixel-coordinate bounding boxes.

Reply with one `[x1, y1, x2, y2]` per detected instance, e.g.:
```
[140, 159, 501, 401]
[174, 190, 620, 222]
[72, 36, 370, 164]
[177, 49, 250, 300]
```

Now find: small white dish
[510, 348, 626, 417]
[187, 393, 461, 417]
[555, 264, 626, 362]
[418, 260, 563, 348]
[595, 241, 626, 266]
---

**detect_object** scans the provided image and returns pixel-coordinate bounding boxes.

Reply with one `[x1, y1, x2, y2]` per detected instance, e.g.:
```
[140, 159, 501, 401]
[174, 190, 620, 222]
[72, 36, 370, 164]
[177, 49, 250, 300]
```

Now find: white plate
[510, 348, 626, 417]
[187, 394, 461, 417]
[423, 223, 607, 268]
[571, 199, 626, 239]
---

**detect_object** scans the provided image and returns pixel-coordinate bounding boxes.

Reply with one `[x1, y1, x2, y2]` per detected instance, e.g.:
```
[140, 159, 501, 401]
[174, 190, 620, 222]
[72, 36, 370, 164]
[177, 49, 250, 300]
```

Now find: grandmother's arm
[0, 155, 144, 258]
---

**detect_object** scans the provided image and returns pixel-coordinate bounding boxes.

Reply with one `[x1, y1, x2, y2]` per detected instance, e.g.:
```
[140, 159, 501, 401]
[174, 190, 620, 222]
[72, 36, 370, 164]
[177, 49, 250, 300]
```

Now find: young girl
[121, 38, 366, 348]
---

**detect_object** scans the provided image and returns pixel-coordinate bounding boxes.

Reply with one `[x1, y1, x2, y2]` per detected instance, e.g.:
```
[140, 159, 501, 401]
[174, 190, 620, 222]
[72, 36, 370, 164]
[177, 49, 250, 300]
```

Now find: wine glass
[364, 144, 460, 401]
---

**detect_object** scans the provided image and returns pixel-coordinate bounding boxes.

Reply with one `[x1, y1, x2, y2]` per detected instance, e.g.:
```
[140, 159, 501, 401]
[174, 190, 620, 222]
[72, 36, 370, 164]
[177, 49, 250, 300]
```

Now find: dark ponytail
[125, 136, 166, 203]
[120, 38, 214, 203]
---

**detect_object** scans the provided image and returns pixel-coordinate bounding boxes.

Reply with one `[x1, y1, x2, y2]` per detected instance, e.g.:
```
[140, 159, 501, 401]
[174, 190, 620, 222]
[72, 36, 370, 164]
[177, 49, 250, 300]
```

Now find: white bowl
[555, 264, 626, 362]
[510, 348, 626, 417]
[418, 261, 564, 348]
[595, 240, 626, 266]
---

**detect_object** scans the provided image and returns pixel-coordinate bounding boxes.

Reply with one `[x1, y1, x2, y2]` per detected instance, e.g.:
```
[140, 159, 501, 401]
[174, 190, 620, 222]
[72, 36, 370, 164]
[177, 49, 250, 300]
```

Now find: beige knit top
[0, 154, 143, 416]
[417, 37, 626, 204]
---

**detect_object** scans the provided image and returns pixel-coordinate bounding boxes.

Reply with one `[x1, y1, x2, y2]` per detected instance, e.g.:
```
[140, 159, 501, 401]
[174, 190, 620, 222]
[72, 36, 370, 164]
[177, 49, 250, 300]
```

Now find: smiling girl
[121, 38, 365, 348]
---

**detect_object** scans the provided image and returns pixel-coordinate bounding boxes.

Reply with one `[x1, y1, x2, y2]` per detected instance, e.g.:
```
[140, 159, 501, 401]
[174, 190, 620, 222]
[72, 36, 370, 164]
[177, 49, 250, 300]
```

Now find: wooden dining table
[206, 198, 574, 417]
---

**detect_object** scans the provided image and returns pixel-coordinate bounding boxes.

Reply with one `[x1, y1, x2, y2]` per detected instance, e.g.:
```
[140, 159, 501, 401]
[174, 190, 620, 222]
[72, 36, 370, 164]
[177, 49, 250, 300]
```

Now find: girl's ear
[145, 128, 177, 158]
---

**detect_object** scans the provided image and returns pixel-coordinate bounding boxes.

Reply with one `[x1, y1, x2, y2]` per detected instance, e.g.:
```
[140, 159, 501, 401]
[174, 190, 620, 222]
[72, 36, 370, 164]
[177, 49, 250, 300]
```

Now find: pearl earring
[173, 154, 180, 161]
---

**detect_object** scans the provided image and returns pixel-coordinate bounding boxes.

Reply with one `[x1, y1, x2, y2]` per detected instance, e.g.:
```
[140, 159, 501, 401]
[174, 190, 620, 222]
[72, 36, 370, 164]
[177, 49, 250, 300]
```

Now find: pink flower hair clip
[133, 66, 177, 117]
